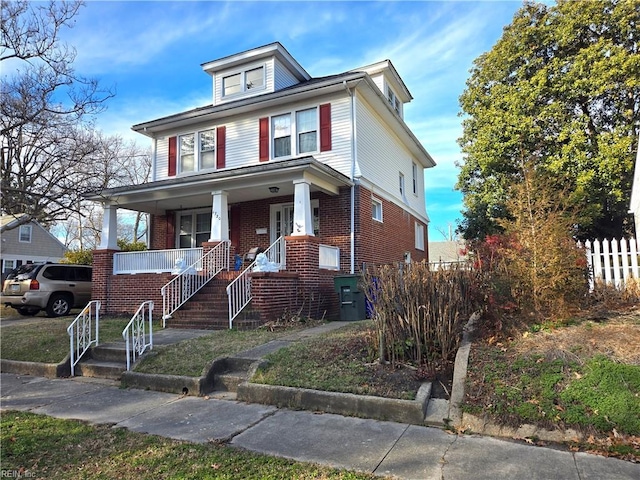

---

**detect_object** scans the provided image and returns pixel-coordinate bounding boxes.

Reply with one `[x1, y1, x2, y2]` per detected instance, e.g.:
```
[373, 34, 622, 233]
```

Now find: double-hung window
[270, 107, 319, 159]
[415, 222, 425, 251]
[272, 114, 291, 158]
[372, 198, 383, 222]
[179, 133, 195, 173]
[412, 162, 418, 195]
[19, 225, 32, 243]
[178, 211, 212, 248]
[179, 129, 216, 173]
[399, 173, 406, 197]
[296, 108, 317, 154]
[200, 129, 215, 169]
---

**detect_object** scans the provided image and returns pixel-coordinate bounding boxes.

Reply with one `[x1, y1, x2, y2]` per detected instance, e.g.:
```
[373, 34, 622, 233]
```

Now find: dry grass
[512, 306, 640, 365]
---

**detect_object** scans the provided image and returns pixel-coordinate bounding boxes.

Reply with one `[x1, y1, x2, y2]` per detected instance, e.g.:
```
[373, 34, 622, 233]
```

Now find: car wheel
[16, 307, 39, 316]
[46, 294, 72, 317]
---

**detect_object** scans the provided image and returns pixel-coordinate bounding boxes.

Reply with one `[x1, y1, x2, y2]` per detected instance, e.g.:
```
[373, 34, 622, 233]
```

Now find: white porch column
[98, 203, 120, 250]
[292, 179, 314, 236]
[209, 190, 229, 242]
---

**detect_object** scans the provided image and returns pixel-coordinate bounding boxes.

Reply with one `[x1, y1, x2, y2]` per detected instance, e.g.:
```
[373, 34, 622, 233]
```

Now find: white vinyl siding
[274, 57, 302, 90]
[354, 95, 426, 217]
[151, 94, 353, 181]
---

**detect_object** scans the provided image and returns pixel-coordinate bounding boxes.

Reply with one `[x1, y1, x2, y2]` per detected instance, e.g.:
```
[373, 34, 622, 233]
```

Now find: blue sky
[60, 0, 524, 241]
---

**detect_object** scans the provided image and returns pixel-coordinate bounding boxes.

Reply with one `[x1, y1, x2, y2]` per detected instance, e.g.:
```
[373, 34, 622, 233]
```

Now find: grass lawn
[134, 325, 319, 377]
[0, 316, 135, 363]
[251, 321, 425, 400]
[1, 411, 378, 479]
[463, 306, 640, 460]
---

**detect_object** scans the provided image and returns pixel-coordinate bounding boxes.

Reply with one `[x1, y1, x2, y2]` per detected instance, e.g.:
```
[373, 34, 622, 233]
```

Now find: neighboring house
[0, 214, 67, 276]
[428, 240, 468, 269]
[630, 134, 640, 237]
[88, 42, 436, 328]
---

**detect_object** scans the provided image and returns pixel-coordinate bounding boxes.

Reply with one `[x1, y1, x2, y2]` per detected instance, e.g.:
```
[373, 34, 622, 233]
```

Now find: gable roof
[201, 42, 310, 82]
[0, 213, 29, 232]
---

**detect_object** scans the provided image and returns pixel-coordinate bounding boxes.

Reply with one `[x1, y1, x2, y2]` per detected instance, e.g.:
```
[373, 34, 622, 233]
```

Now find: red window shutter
[320, 103, 332, 152]
[259, 117, 269, 162]
[168, 136, 177, 176]
[216, 126, 226, 169]
[166, 213, 175, 249]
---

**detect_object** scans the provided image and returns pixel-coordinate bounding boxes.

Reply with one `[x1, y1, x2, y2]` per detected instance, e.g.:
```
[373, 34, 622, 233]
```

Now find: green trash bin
[334, 275, 366, 321]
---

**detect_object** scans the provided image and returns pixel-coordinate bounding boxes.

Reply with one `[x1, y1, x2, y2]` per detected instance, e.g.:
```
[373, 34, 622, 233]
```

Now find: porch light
[269, 186, 280, 193]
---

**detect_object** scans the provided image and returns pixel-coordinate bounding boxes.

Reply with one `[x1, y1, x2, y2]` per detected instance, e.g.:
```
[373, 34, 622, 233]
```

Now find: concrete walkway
[1, 372, 638, 479]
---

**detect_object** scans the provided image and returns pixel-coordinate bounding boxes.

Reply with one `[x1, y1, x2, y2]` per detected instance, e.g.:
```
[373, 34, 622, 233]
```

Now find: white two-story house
[89, 42, 435, 328]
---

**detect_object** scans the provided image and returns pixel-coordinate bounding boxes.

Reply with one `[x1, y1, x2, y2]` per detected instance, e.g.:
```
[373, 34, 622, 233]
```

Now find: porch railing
[226, 236, 286, 329]
[67, 300, 101, 376]
[123, 300, 154, 371]
[113, 247, 204, 274]
[161, 240, 230, 325]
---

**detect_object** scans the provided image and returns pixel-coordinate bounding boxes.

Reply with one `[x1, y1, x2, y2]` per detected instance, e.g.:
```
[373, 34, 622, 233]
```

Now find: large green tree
[457, 0, 639, 241]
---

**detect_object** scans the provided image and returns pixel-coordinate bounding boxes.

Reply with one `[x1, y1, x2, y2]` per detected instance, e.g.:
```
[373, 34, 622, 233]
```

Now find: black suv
[1, 263, 93, 317]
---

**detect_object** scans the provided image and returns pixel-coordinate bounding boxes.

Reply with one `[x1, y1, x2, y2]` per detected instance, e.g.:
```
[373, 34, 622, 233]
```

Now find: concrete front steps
[165, 271, 263, 330]
[75, 343, 128, 381]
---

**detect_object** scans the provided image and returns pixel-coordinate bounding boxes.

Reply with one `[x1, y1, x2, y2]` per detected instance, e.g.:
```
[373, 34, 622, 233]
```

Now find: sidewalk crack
[440, 433, 458, 480]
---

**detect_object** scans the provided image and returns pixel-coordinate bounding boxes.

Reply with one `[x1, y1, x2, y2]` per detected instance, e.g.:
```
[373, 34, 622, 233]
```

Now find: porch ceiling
[87, 157, 352, 214]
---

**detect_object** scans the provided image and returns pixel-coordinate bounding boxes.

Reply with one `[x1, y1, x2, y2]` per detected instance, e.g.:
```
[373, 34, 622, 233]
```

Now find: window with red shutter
[320, 103, 332, 152]
[259, 117, 269, 161]
[168, 136, 177, 176]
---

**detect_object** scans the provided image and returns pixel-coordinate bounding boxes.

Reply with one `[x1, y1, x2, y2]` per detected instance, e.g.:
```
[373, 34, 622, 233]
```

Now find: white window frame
[399, 172, 406, 199]
[178, 128, 217, 174]
[222, 64, 266, 98]
[412, 162, 418, 195]
[269, 106, 319, 160]
[199, 129, 216, 170]
[386, 85, 402, 116]
[18, 225, 32, 243]
[415, 222, 425, 251]
[372, 198, 383, 222]
[3, 259, 16, 273]
[178, 133, 195, 173]
[177, 209, 212, 249]
[296, 107, 318, 154]
[272, 113, 292, 158]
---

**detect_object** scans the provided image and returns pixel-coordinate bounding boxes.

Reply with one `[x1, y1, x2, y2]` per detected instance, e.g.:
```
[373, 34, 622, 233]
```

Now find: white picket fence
[583, 238, 639, 289]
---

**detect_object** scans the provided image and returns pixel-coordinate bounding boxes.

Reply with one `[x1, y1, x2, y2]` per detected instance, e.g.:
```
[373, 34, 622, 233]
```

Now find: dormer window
[387, 86, 402, 116]
[222, 65, 265, 97]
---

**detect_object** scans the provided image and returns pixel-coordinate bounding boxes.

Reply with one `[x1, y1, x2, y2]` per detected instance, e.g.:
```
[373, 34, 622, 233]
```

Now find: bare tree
[52, 135, 152, 248]
[0, 0, 114, 229]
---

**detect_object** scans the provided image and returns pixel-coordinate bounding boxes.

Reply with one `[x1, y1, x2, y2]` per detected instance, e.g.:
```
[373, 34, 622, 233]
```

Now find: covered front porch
[88, 158, 353, 328]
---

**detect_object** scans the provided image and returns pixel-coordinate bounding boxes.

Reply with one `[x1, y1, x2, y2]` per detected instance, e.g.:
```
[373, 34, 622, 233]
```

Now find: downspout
[344, 80, 356, 274]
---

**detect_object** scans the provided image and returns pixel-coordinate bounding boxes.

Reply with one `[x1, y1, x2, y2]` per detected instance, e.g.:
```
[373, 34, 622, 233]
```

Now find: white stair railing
[226, 236, 286, 329]
[122, 300, 154, 371]
[161, 240, 230, 326]
[67, 300, 101, 376]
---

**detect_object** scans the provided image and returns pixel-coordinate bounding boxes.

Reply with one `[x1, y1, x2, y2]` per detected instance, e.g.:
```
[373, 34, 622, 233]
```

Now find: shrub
[362, 262, 481, 367]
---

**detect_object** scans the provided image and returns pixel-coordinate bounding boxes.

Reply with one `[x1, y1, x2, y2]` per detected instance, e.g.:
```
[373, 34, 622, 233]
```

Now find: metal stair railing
[67, 300, 101, 376]
[161, 240, 230, 327]
[226, 236, 286, 329]
[122, 300, 154, 371]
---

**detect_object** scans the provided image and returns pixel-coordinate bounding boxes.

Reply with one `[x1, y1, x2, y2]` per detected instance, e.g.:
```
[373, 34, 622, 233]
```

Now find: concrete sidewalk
[1, 373, 638, 479]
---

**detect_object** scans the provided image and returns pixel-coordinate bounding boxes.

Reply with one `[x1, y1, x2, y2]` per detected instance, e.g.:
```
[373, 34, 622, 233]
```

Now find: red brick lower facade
[92, 185, 427, 323]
